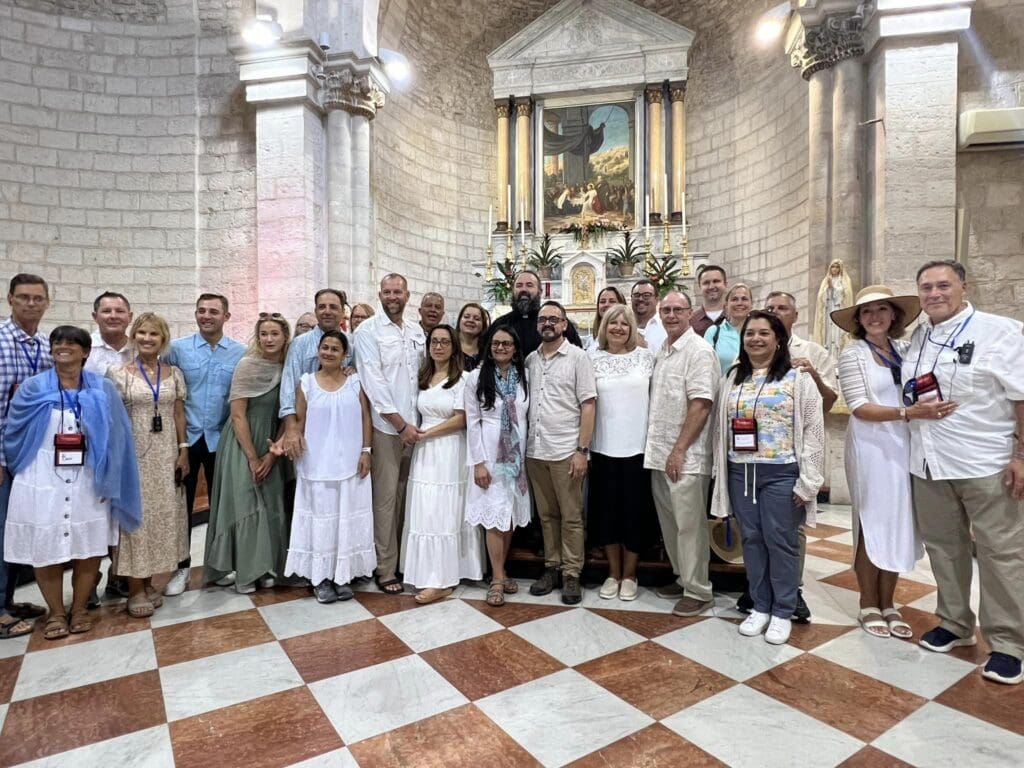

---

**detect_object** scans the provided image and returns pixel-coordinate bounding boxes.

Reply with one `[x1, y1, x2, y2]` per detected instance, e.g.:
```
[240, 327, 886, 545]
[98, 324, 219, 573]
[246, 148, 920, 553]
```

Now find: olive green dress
[203, 385, 289, 586]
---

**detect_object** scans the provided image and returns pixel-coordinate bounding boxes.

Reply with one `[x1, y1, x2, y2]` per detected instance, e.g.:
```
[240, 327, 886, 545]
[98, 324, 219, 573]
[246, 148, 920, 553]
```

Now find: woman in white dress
[403, 324, 483, 605]
[587, 306, 657, 601]
[4, 326, 141, 639]
[465, 327, 530, 607]
[282, 331, 375, 604]
[832, 286, 944, 639]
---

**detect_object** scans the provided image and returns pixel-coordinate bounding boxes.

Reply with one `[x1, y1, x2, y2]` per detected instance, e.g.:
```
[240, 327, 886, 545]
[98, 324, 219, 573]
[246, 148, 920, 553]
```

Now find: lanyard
[733, 371, 771, 420]
[865, 339, 902, 372]
[19, 338, 41, 374]
[915, 308, 975, 378]
[57, 373, 84, 432]
[137, 358, 161, 411]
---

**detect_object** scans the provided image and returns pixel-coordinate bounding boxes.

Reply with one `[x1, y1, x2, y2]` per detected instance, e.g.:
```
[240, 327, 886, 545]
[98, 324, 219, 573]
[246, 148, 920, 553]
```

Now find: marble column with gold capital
[669, 83, 686, 222]
[645, 87, 665, 221]
[495, 100, 510, 232]
[515, 97, 533, 230]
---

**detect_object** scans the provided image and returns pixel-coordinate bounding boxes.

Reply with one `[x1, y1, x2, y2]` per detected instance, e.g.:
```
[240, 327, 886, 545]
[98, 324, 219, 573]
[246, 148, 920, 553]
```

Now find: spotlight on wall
[379, 48, 412, 87]
[755, 2, 790, 46]
[243, 13, 283, 48]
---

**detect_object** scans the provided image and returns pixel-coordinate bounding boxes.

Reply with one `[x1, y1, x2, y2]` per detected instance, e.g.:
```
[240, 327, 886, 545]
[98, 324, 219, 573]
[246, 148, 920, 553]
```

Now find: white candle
[645, 193, 650, 238]
[506, 185, 512, 226]
[487, 204, 492, 235]
[682, 191, 687, 232]
[520, 204, 525, 246]
[663, 173, 669, 216]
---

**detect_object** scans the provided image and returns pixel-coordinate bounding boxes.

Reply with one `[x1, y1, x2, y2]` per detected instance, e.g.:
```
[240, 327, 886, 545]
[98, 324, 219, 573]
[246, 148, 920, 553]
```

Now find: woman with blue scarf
[3, 326, 141, 640]
[464, 327, 530, 607]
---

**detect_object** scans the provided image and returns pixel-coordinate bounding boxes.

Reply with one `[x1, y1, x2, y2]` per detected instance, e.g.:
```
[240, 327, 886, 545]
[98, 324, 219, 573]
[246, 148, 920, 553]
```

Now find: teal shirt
[704, 320, 740, 375]
[166, 333, 245, 451]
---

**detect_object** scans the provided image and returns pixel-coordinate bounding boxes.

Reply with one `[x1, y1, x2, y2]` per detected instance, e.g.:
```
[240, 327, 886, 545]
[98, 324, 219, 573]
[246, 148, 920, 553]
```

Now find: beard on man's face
[515, 292, 540, 316]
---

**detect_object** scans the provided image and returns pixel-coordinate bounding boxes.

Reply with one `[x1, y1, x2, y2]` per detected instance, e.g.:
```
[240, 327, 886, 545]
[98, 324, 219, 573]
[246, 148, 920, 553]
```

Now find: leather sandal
[882, 608, 914, 639]
[0, 615, 33, 639]
[858, 607, 891, 638]
[145, 586, 164, 609]
[486, 581, 505, 607]
[69, 608, 94, 635]
[502, 579, 519, 595]
[127, 593, 154, 619]
[43, 615, 70, 640]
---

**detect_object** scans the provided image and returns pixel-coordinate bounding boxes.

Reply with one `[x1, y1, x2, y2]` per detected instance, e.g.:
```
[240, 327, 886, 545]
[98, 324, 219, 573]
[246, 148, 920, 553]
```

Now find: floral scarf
[493, 366, 528, 495]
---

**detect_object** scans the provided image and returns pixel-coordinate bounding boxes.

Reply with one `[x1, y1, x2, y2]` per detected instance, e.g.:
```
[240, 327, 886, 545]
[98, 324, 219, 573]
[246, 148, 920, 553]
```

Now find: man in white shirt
[645, 291, 719, 616]
[631, 279, 666, 351]
[903, 260, 1024, 686]
[762, 290, 838, 623]
[689, 265, 728, 336]
[525, 301, 597, 605]
[353, 274, 426, 595]
[84, 291, 133, 375]
[418, 292, 445, 335]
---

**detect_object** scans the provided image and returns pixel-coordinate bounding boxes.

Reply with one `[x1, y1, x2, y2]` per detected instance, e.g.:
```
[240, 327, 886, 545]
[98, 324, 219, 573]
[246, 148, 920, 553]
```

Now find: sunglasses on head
[259, 312, 284, 319]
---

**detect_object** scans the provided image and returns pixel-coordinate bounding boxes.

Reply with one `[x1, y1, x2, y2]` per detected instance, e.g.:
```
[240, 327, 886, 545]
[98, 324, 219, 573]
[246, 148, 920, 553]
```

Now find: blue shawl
[3, 368, 142, 532]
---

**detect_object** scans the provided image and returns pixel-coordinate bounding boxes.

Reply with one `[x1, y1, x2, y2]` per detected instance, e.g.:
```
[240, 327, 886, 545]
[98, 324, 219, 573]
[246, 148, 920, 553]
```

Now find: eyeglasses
[259, 312, 283, 319]
[429, 338, 452, 347]
[537, 316, 563, 326]
[631, 292, 655, 300]
[490, 340, 514, 349]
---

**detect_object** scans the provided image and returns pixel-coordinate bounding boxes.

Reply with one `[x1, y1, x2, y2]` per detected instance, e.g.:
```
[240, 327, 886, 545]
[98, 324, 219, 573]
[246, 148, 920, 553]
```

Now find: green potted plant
[606, 230, 645, 278]
[643, 256, 684, 298]
[527, 233, 563, 279]
[485, 257, 517, 305]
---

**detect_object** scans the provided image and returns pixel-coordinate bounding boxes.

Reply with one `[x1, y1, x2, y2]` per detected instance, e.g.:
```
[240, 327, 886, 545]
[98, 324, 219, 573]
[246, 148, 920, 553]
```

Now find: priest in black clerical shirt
[488, 270, 582, 356]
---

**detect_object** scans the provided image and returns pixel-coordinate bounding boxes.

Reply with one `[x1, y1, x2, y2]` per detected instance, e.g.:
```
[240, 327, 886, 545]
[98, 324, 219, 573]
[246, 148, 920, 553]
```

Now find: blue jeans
[728, 462, 802, 618]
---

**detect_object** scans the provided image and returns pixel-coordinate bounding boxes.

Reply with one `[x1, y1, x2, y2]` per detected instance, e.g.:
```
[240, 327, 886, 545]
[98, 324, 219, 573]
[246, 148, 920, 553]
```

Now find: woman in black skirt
[586, 305, 658, 600]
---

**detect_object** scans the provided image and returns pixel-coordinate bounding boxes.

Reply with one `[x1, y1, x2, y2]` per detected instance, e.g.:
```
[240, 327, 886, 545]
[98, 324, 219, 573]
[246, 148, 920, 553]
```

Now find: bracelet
[898, 406, 907, 422]
[397, 423, 407, 434]
[177, 442, 189, 449]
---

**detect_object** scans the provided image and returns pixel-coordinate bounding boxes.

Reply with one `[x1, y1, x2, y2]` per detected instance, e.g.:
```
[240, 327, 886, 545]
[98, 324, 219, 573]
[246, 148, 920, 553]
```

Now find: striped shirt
[0, 318, 54, 467]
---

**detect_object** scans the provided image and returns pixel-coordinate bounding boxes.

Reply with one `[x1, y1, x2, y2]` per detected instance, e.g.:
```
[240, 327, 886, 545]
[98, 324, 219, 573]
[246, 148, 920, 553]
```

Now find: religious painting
[542, 101, 635, 233]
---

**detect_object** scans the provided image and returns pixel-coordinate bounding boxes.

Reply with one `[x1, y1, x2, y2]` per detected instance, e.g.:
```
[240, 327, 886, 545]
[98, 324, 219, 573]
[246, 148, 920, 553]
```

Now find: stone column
[646, 87, 665, 220]
[495, 100, 511, 231]
[831, 54, 865, 292]
[515, 98, 533, 230]
[669, 83, 686, 222]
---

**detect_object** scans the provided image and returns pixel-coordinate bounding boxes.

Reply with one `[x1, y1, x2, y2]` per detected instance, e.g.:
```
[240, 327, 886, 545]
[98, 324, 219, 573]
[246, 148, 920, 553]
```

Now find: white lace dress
[401, 376, 484, 588]
[463, 368, 531, 531]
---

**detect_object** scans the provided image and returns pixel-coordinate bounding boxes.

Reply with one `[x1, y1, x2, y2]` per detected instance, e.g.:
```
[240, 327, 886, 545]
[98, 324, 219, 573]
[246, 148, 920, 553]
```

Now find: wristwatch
[361, 446, 372, 454]
[575, 446, 590, 455]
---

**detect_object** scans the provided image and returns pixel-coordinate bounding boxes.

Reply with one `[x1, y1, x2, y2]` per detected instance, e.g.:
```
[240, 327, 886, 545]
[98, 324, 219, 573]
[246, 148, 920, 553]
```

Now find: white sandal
[882, 608, 913, 639]
[859, 607, 891, 638]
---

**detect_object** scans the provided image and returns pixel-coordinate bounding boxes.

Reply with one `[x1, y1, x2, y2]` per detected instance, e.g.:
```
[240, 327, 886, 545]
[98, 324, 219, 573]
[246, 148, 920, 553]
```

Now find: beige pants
[913, 471, 1024, 659]
[526, 456, 585, 578]
[651, 471, 713, 602]
[371, 429, 407, 580]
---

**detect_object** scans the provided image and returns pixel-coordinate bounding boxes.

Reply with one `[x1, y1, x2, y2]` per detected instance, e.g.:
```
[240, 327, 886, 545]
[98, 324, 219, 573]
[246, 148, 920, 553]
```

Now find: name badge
[54, 433, 86, 467]
[731, 417, 758, 452]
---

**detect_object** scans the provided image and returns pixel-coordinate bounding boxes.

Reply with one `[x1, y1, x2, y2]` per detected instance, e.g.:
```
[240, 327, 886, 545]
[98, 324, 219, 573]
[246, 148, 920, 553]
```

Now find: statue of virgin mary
[813, 258, 854, 358]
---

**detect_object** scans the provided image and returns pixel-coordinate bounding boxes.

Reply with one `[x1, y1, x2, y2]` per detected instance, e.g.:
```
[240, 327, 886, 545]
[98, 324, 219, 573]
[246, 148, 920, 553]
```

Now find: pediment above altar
[488, 0, 694, 98]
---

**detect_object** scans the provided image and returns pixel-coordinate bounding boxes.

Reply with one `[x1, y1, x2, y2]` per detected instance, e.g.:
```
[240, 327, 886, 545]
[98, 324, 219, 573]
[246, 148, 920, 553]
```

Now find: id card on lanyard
[55, 376, 86, 467]
[731, 375, 770, 453]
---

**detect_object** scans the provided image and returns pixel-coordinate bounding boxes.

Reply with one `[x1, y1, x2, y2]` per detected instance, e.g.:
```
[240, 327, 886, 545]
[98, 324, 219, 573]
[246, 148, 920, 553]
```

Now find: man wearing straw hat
[903, 259, 1024, 685]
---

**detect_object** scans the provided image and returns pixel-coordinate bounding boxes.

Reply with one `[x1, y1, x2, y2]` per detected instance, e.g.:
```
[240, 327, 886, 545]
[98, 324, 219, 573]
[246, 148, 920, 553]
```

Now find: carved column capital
[669, 83, 686, 103]
[515, 98, 533, 118]
[644, 87, 663, 104]
[322, 67, 386, 118]
[495, 101, 510, 119]
[791, 12, 865, 81]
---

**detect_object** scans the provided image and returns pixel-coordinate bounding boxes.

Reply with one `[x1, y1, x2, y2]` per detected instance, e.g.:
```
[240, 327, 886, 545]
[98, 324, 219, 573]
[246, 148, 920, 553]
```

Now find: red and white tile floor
[0, 505, 1021, 767]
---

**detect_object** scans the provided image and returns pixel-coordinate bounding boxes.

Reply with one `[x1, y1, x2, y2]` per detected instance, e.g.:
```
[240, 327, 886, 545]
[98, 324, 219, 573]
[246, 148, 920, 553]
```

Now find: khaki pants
[651, 471, 713, 602]
[371, 429, 407, 579]
[526, 456, 585, 578]
[913, 471, 1024, 659]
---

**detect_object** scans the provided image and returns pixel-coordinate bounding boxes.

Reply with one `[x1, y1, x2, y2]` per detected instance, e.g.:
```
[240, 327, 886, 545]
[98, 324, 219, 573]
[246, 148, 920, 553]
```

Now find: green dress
[203, 385, 288, 585]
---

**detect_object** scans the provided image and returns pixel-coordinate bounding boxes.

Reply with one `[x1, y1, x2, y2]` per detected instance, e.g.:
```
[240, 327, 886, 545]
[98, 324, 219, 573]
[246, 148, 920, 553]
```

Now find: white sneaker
[164, 567, 190, 596]
[619, 578, 638, 601]
[257, 576, 275, 589]
[765, 616, 792, 645]
[214, 573, 236, 587]
[599, 577, 620, 599]
[235, 581, 256, 594]
[739, 611, 771, 637]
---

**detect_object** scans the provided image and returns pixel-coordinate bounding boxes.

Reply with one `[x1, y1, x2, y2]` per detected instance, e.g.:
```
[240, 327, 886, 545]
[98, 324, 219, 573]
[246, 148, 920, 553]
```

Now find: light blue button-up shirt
[278, 326, 352, 418]
[165, 333, 245, 451]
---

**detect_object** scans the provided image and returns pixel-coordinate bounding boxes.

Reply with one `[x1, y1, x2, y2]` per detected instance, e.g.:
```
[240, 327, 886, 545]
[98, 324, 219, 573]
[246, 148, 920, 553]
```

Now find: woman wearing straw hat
[832, 285, 950, 639]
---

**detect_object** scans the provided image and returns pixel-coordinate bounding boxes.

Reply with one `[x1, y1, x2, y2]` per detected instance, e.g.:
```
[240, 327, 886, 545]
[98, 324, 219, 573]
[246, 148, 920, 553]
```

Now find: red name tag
[54, 433, 86, 467]
[731, 417, 758, 452]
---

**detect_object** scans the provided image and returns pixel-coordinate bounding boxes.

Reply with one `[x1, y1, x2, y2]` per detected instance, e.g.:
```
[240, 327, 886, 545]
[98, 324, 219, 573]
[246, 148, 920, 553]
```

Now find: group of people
[0, 258, 1021, 688]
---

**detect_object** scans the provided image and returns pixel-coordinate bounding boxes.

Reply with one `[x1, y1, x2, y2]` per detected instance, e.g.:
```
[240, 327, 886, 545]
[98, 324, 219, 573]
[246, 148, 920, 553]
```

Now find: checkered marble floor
[1, 505, 1021, 767]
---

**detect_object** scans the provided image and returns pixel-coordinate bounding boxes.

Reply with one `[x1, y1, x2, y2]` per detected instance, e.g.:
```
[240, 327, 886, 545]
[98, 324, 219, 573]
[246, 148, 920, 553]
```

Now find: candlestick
[505, 227, 514, 265]
[485, 242, 494, 281]
[662, 218, 672, 258]
[518, 241, 528, 272]
[643, 229, 653, 273]
[487, 204, 492, 235]
[680, 230, 691, 277]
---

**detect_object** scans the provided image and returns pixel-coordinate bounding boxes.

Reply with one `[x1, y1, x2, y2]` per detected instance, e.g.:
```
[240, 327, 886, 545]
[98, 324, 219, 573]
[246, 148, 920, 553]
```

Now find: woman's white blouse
[589, 347, 655, 457]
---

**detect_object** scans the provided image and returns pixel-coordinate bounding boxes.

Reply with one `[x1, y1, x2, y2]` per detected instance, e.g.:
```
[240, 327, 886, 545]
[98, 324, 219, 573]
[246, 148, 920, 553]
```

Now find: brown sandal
[145, 586, 164, 609]
[127, 593, 154, 618]
[486, 581, 506, 607]
[43, 615, 70, 640]
[69, 609, 94, 635]
[503, 579, 519, 595]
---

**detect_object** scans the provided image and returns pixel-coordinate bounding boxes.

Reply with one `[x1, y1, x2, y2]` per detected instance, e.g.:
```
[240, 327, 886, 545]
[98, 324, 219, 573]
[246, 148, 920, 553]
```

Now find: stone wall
[0, 0, 256, 338]
[957, 0, 1024, 321]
